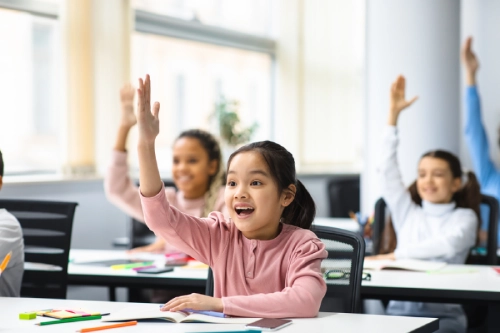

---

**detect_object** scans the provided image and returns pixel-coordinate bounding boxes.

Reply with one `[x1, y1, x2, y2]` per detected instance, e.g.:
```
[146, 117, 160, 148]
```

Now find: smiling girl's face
[172, 137, 218, 199]
[416, 156, 461, 204]
[225, 151, 294, 240]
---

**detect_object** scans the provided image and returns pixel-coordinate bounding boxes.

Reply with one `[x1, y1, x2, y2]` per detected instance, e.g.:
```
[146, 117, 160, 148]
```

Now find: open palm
[461, 36, 479, 74]
[390, 75, 418, 116]
[137, 75, 160, 145]
[120, 83, 137, 128]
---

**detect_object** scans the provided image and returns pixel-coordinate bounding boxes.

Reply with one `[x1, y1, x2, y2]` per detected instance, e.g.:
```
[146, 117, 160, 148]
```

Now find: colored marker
[76, 320, 137, 332]
[35, 315, 102, 326]
[0, 251, 12, 272]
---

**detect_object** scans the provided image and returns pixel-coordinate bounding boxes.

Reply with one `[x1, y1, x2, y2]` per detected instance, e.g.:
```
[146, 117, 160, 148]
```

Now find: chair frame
[311, 225, 365, 313]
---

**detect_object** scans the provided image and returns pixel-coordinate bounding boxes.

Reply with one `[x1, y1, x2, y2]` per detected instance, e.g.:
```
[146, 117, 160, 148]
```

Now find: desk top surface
[2, 297, 438, 333]
[70, 249, 500, 293]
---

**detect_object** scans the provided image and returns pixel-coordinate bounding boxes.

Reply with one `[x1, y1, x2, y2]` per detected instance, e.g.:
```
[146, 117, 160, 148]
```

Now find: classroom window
[133, 0, 274, 37]
[0, 6, 61, 176]
[130, 4, 275, 174]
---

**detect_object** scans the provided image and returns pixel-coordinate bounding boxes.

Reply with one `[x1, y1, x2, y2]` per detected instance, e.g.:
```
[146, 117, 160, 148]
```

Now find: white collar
[421, 200, 456, 217]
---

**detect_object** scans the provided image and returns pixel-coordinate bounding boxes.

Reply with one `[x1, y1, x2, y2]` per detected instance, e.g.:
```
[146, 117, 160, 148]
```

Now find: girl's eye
[227, 181, 236, 186]
[173, 159, 179, 165]
[251, 181, 262, 186]
[188, 159, 198, 164]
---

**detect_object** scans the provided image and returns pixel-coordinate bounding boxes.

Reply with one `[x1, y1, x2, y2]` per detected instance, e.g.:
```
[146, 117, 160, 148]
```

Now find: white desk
[2, 297, 438, 333]
[349, 264, 500, 333]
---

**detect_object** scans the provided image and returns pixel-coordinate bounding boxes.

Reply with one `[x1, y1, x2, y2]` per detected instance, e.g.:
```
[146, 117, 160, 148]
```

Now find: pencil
[0, 251, 12, 272]
[35, 315, 102, 326]
[76, 321, 137, 332]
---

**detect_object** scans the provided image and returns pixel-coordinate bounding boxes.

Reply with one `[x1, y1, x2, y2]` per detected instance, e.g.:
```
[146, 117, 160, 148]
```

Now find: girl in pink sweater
[136, 75, 327, 318]
[104, 83, 227, 254]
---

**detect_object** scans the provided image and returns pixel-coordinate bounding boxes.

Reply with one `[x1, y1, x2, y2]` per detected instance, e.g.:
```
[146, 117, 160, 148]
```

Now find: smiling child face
[224, 151, 293, 240]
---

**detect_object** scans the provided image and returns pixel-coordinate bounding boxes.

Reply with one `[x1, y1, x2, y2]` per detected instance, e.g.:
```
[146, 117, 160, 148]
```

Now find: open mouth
[235, 207, 255, 217]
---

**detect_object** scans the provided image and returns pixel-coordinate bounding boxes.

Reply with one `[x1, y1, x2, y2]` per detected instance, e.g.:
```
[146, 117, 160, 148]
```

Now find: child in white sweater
[370, 75, 481, 333]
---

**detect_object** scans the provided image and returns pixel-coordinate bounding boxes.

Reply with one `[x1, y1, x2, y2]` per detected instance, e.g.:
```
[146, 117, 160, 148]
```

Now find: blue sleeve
[464, 86, 500, 188]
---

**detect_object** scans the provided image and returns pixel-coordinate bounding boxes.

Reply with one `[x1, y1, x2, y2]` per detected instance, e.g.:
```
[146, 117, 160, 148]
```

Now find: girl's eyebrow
[227, 169, 270, 177]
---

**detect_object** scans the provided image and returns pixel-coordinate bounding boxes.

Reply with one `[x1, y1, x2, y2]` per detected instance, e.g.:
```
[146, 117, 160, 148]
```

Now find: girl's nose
[234, 187, 248, 199]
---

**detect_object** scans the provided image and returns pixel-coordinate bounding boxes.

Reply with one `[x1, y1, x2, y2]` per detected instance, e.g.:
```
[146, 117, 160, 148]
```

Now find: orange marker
[76, 320, 137, 332]
[0, 251, 12, 272]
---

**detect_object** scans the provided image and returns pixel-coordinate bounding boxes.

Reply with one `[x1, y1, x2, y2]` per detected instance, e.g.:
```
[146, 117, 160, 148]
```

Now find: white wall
[362, 0, 460, 214]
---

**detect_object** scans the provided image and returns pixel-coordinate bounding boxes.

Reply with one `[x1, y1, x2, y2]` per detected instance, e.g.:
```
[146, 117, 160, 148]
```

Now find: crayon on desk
[76, 320, 137, 332]
[35, 315, 102, 326]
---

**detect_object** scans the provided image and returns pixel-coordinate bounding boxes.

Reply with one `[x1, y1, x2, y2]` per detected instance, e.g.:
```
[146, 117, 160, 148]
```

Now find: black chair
[0, 199, 77, 299]
[205, 267, 214, 297]
[327, 176, 360, 218]
[372, 194, 499, 264]
[311, 225, 365, 313]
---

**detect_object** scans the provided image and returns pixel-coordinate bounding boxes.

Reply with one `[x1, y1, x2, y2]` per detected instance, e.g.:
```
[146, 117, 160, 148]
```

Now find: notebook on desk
[363, 259, 446, 272]
[102, 306, 259, 324]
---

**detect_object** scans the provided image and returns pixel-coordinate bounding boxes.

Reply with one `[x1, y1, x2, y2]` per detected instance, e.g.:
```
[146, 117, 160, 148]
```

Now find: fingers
[144, 75, 151, 115]
[153, 102, 160, 119]
[406, 95, 419, 107]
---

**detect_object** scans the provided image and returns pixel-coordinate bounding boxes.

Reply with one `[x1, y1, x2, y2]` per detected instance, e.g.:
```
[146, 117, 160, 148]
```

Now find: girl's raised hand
[161, 293, 223, 313]
[119, 83, 137, 129]
[137, 74, 160, 146]
[388, 75, 418, 126]
[461, 37, 479, 85]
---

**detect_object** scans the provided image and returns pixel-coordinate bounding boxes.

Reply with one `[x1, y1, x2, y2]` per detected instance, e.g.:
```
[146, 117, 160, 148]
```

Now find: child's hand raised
[461, 36, 479, 85]
[388, 75, 418, 126]
[161, 293, 223, 313]
[137, 74, 160, 146]
[119, 83, 137, 129]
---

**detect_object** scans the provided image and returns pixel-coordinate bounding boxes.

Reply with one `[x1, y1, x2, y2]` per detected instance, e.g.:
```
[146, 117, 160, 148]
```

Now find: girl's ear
[451, 177, 462, 193]
[281, 184, 296, 207]
[208, 159, 218, 176]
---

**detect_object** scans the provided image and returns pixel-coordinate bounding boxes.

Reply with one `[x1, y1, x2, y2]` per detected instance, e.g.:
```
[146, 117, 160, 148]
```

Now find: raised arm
[462, 37, 500, 187]
[136, 75, 163, 197]
[104, 84, 144, 221]
[379, 76, 418, 231]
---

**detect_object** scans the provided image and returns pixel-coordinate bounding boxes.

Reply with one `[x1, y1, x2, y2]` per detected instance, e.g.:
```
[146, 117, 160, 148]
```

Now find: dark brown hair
[227, 141, 316, 229]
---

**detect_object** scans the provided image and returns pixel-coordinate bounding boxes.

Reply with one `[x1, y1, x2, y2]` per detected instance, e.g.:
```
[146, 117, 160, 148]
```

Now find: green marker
[36, 315, 102, 326]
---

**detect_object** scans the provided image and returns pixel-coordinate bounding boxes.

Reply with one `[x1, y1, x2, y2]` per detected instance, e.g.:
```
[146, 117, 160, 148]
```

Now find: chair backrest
[205, 267, 214, 297]
[129, 180, 176, 249]
[372, 195, 499, 264]
[311, 225, 365, 313]
[327, 176, 360, 218]
[0, 199, 77, 299]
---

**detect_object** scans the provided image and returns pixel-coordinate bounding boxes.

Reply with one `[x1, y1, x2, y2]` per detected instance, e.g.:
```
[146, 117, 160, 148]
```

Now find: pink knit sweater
[104, 150, 227, 253]
[140, 185, 327, 318]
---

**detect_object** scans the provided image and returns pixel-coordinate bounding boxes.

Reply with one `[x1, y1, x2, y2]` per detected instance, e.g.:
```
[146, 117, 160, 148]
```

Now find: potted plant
[212, 96, 258, 159]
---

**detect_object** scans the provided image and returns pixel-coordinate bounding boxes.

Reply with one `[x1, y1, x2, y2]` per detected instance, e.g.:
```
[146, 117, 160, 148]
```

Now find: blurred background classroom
[0, 0, 499, 302]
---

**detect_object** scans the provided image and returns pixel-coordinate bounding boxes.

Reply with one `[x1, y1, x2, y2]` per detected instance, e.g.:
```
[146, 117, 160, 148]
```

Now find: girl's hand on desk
[365, 252, 395, 261]
[161, 293, 223, 313]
